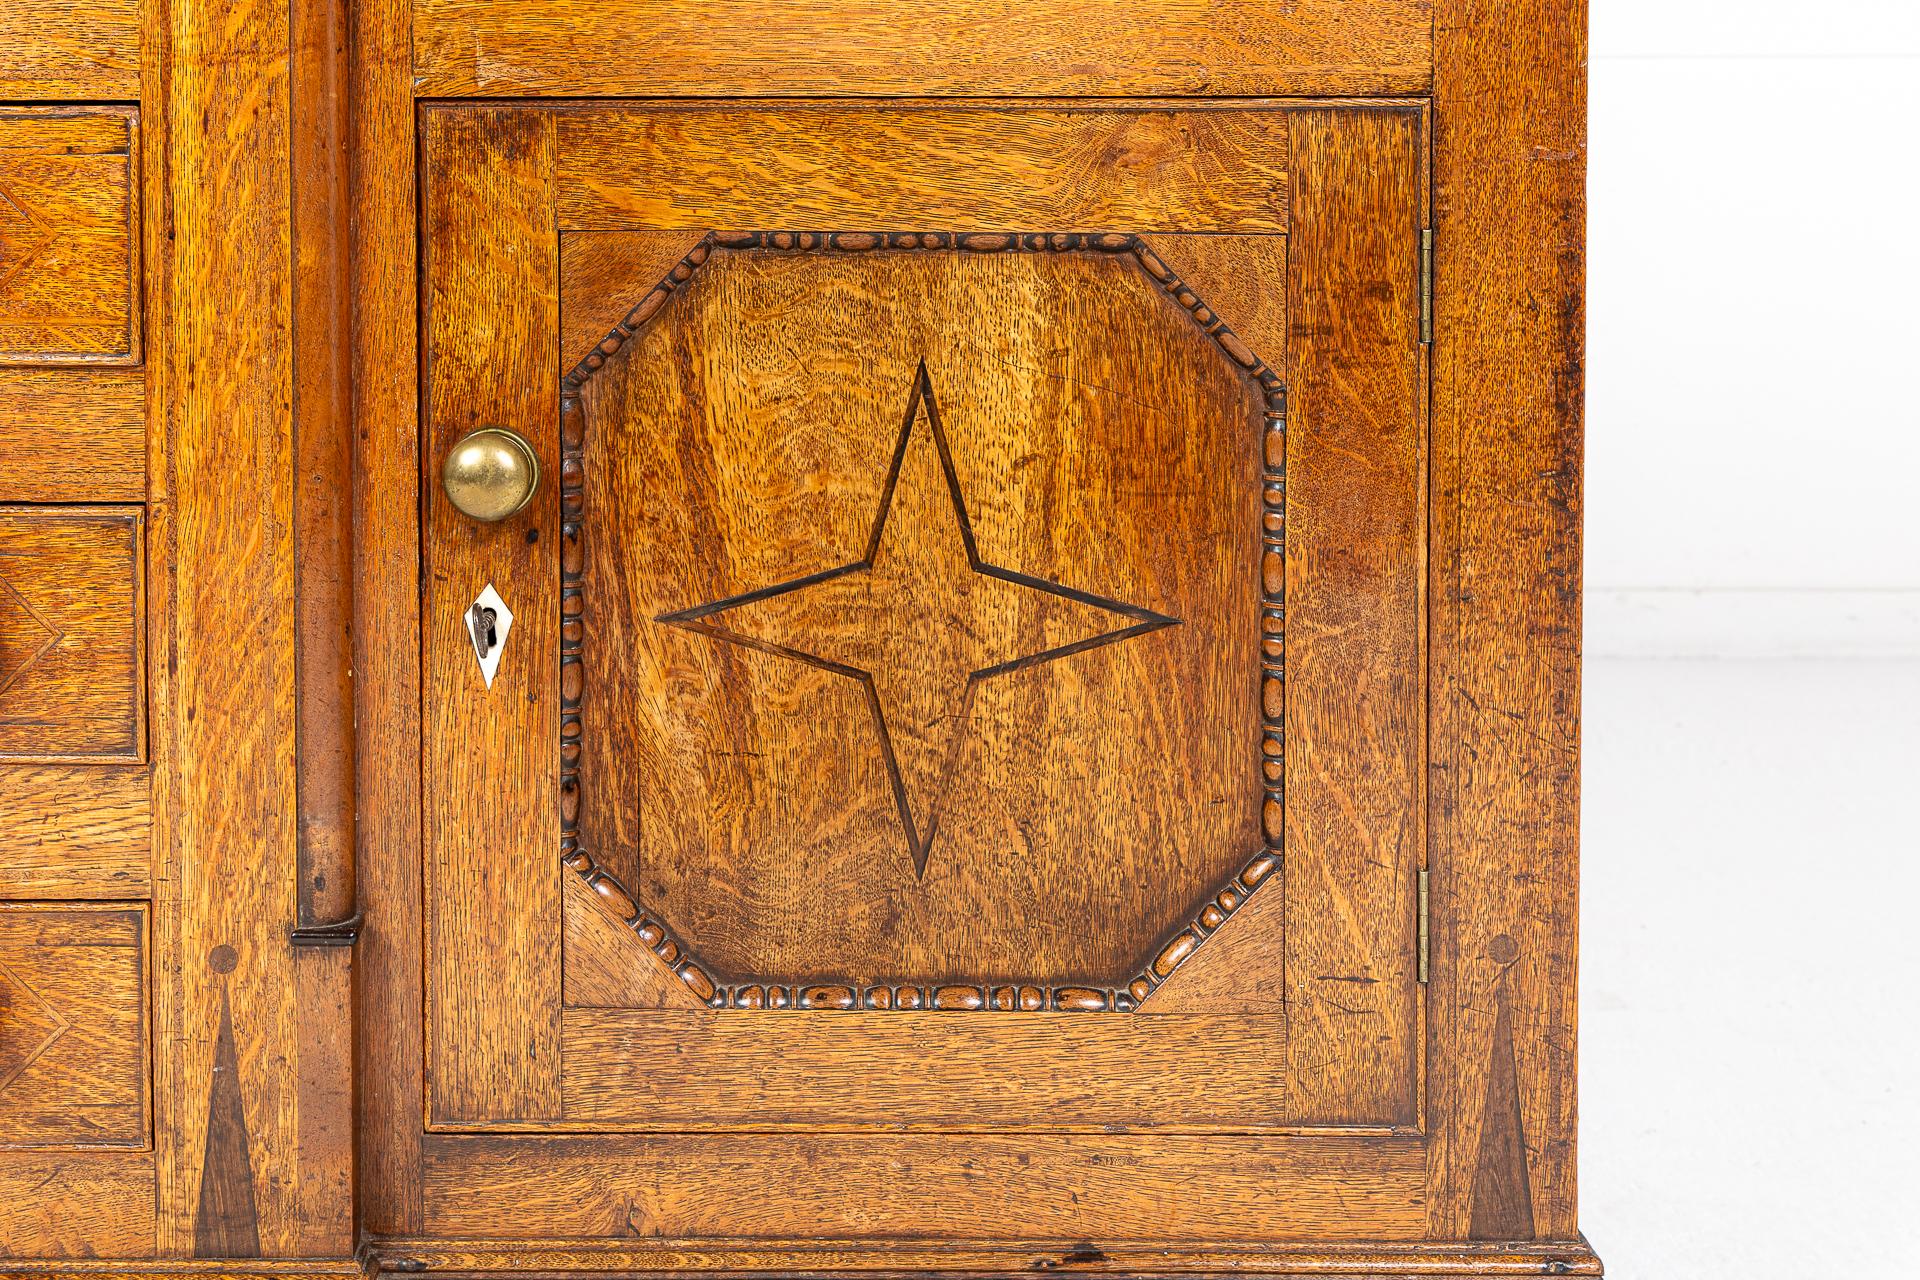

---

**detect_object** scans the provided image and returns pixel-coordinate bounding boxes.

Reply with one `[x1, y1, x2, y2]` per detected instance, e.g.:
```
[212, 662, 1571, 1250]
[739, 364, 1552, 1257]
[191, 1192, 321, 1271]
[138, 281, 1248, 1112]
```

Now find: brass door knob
[442, 427, 539, 522]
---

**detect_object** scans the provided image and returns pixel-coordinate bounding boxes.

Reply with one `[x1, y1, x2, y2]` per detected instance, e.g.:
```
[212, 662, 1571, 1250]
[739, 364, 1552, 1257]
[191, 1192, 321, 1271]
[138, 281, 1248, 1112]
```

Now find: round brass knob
[441, 427, 539, 522]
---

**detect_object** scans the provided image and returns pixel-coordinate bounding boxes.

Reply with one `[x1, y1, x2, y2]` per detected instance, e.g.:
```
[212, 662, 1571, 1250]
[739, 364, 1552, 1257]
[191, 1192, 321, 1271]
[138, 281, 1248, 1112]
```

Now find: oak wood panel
[559, 232, 706, 374]
[351, 0, 426, 1234]
[0, 506, 144, 763]
[421, 1133, 1428, 1241]
[149, 0, 326, 1249]
[0, 369, 145, 503]
[0, 904, 147, 1149]
[574, 239, 1264, 993]
[0, 108, 140, 366]
[1428, 0, 1587, 1242]
[0, 2, 140, 100]
[423, 107, 564, 1125]
[553, 1010, 1287, 1131]
[562, 872, 702, 1011]
[554, 105, 1290, 234]
[415, 0, 1432, 99]
[1145, 234, 1290, 381]
[1281, 107, 1426, 1125]
[0, 1151, 155, 1258]
[0, 765, 149, 899]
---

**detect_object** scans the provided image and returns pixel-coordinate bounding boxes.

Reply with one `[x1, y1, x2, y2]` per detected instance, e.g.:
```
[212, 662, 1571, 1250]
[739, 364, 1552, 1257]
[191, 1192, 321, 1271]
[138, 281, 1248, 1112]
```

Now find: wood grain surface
[562, 871, 702, 1011]
[1280, 106, 1427, 1126]
[574, 240, 1262, 991]
[0, 903, 147, 1149]
[148, 0, 333, 1250]
[554, 105, 1291, 234]
[0, 0, 139, 99]
[349, 0, 427, 1235]
[0, 1151, 156, 1257]
[0, 765, 150, 898]
[422, 107, 564, 1125]
[0, 369, 145, 503]
[421, 1132, 1429, 1241]
[0, 108, 140, 366]
[413, 0, 1432, 99]
[554, 1009, 1297, 1130]
[0, 506, 144, 763]
[1427, 0, 1587, 1243]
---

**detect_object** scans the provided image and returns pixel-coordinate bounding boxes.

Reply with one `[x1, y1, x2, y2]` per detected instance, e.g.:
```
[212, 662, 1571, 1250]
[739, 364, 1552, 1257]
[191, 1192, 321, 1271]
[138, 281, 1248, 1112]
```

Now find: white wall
[1587, 0, 1920, 655]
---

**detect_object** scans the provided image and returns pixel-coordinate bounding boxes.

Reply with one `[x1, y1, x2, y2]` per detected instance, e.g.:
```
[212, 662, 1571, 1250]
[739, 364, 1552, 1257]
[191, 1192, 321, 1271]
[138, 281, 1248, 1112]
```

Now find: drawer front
[0, 506, 145, 763]
[0, 903, 147, 1148]
[0, 106, 141, 366]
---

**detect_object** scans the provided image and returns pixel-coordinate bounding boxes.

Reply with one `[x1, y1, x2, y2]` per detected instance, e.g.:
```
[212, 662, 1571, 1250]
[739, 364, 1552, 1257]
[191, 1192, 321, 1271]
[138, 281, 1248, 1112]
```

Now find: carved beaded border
[559, 230, 1287, 1011]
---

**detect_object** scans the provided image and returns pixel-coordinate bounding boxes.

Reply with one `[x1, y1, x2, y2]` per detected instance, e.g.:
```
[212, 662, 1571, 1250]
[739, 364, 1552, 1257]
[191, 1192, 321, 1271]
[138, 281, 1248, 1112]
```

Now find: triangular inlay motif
[0, 574, 61, 694]
[0, 961, 71, 1096]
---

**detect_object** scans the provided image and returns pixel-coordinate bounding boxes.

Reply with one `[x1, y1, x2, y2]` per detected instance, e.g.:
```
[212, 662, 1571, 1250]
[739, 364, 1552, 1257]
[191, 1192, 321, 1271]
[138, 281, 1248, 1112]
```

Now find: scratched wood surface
[0, 108, 140, 366]
[0, 765, 149, 899]
[0, 369, 145, 503]
[1427, 0, 1587, 1243]
[422, 107, 565, 1126]
[0, 904, 147, 1149]
[0, 506, 144, 763]
[0, 0, 140, 99]
[421, 1132, 1429, 1241]
[413, 0, 1432, 98]
[575, 242, 1263, 990]
[553, 105, 1291, 234]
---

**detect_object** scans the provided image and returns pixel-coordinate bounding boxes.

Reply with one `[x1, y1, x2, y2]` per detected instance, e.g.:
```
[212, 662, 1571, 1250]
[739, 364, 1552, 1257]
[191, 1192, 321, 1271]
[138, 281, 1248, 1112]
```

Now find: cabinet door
[419, 101, 1427, 1238]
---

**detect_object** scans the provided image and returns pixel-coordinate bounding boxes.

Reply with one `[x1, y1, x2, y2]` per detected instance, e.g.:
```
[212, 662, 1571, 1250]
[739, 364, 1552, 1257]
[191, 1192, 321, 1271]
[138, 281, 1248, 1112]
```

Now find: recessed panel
[569, 234, 1275, 999]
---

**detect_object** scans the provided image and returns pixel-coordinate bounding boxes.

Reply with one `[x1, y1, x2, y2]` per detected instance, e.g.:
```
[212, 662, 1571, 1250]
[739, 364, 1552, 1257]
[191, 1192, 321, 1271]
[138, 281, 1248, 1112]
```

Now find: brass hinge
[1417, 868, 1431, 984]
[1419, 228, 1434, 345]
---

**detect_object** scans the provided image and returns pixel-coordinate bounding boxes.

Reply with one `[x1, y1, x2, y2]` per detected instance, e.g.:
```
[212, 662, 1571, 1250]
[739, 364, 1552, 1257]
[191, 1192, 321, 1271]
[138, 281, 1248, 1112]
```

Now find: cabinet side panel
[1429, 0, 1587, 1242]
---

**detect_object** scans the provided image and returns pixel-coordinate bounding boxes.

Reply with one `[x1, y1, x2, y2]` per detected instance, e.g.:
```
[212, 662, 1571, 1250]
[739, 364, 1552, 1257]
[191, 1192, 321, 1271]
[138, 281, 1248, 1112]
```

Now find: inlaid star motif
[658, 361, 1180, 878]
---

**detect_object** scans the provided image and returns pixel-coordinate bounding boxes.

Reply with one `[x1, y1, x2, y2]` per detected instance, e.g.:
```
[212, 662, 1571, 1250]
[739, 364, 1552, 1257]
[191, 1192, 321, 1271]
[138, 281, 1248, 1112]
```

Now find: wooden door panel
[425, 102, 1425, 1138]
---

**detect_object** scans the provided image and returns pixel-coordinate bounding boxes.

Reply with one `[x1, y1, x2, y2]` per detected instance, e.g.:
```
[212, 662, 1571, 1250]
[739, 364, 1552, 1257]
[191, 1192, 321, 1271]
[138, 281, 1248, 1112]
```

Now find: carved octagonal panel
[560, 232, 1285, 1010]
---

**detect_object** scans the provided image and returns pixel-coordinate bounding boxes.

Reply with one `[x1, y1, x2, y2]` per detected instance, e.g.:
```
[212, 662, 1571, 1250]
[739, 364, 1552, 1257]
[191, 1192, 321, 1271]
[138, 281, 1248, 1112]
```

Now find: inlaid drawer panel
[0, 903, 148, 1149]
[0, 106, 141, 366]
[0, 507, 144, 763]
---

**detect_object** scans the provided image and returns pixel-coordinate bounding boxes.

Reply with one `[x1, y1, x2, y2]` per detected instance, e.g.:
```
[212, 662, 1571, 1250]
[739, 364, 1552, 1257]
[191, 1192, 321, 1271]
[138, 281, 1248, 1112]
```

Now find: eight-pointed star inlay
[657, 361, 1180, 878]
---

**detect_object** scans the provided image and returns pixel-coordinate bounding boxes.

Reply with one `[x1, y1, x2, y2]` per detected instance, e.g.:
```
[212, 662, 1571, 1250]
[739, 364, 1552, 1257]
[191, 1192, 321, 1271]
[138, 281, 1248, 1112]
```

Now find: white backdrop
[1588, 0, 1920, 656]
[1583, 6, 1920, 1276]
